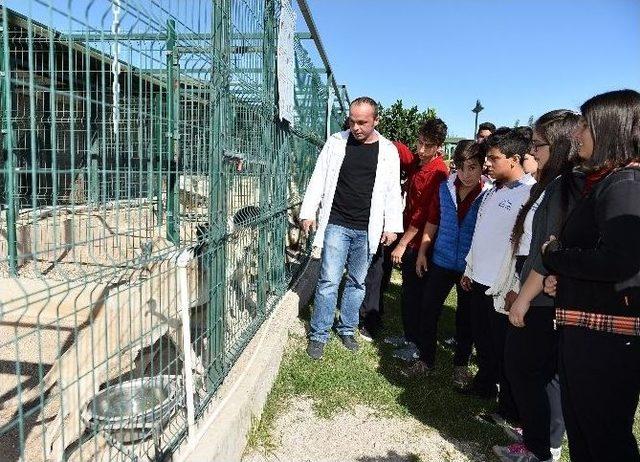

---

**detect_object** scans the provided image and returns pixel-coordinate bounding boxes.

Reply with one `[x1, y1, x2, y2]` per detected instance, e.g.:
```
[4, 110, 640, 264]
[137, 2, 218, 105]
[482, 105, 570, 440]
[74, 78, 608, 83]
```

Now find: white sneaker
[384, 335, 407, 348]
[392, 342, 419, 362]
[550, 446, 561, 462]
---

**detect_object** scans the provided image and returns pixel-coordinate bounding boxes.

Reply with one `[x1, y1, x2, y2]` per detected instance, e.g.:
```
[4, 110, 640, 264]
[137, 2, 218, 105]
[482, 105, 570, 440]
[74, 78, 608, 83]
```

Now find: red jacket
[392, 141, 417, 179]
[404, 155, 449, 249]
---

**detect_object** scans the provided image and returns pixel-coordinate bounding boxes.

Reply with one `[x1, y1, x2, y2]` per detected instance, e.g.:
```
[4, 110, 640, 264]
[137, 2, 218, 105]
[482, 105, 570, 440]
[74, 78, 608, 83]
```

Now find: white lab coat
[299, 130, 404, 252]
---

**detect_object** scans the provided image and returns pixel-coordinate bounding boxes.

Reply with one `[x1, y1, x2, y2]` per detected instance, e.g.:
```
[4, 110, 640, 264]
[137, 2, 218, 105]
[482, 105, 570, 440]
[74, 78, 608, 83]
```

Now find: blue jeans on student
[309, 224, 372, 343]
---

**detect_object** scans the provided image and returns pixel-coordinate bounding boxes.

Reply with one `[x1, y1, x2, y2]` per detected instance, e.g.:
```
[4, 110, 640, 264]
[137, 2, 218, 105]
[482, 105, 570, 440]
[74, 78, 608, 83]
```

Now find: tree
[377, 99, 437, 148]
[527, 115, 535, 127]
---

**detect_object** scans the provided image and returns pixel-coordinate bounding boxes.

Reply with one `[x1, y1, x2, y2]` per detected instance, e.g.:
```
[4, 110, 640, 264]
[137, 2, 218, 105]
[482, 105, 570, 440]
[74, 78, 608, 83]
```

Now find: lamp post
[472, 99, 484, 138]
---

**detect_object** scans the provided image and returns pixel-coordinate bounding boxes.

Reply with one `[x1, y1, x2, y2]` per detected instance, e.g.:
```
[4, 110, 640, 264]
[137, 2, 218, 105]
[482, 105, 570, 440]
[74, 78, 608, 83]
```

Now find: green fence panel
[0, 0, 348, 460]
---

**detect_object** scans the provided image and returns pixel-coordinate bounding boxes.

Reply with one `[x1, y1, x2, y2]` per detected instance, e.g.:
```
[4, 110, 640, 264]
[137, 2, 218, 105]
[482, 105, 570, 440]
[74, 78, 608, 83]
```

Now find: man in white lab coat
[299, 96, 404, 359]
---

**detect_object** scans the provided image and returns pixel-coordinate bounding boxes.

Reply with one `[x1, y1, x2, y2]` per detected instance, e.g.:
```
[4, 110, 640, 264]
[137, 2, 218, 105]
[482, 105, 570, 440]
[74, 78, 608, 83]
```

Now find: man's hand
[509, 296, 530, 327]
[504, 290, 518, 311]
[416, 253, 428, 277]
[460, 275, 472, 292]
[391, 243, 406, 265]
[543, 275, 558, 297]
[380, 232, 397, 247]
[301, 219, 316, 236]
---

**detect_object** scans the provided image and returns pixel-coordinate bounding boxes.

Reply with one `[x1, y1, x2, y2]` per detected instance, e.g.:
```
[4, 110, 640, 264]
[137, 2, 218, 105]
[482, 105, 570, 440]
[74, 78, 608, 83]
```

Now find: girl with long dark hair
[542, 89, 640, 461]
[492, 110, 581, 462]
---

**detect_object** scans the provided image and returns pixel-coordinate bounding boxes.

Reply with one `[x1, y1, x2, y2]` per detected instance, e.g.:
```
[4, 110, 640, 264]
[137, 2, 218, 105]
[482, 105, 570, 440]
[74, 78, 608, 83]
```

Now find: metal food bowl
[83, 375, 179, 444]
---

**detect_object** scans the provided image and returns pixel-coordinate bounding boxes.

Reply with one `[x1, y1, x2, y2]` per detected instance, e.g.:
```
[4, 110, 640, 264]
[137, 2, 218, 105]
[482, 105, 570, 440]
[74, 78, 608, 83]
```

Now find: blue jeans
[309, 224, 372, 343]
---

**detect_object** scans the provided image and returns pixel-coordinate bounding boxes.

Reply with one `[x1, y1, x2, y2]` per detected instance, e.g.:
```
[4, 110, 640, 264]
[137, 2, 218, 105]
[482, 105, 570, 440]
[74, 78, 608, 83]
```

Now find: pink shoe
[492, 443, 551, 462]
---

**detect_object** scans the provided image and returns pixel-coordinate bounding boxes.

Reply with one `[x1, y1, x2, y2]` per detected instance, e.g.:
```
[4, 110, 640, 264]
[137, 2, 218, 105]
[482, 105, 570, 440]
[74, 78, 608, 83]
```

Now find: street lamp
[472, 99, 484, 138]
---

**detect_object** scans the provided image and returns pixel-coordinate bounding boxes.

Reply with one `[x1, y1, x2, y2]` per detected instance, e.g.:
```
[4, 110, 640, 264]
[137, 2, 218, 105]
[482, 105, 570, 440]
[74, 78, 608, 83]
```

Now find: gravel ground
[242, 398, 488, 462]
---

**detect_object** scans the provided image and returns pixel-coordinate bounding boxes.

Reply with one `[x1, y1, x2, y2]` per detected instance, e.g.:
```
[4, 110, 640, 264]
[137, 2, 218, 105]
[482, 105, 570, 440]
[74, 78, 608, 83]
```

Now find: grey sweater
[519, 172, 584, 307]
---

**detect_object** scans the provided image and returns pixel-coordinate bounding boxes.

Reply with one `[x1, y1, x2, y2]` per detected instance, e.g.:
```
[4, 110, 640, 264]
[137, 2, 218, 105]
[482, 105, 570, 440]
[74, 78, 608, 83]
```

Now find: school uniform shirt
[466, 174, 534, 287]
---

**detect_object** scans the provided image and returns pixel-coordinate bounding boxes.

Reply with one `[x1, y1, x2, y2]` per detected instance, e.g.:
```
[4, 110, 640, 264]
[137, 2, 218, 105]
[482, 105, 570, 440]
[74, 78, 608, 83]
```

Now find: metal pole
[208, 0, 230, 389]
[1, 7, 17, 275]
[257, 0, 277, 314]
[296, 0, 346, 112]
[166, 19, 179, 244]
[474, 112, 479, 139]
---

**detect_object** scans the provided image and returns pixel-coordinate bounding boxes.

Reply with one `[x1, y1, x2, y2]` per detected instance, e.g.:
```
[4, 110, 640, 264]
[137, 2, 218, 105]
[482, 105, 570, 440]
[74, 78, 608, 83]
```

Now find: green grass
[248, 271, 640, 461]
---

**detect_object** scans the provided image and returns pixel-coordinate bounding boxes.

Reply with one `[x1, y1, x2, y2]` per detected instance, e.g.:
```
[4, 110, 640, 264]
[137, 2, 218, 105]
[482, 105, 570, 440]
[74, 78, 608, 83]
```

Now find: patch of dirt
[242, 398, 487, 462]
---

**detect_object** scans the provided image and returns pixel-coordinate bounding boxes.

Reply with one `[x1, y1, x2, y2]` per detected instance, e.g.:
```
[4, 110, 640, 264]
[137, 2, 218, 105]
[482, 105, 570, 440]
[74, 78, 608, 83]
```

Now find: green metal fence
[0, 1, 348, 460]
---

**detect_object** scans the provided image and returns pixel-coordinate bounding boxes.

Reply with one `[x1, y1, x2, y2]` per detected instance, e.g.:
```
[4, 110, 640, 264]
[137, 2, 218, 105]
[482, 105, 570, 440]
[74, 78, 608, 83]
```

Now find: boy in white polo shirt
[460, 127, 535, 424]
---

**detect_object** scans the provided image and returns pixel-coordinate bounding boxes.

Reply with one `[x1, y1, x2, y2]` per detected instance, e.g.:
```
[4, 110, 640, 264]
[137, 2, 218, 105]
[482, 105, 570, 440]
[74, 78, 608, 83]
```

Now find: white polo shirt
[468, 174, 535, 286]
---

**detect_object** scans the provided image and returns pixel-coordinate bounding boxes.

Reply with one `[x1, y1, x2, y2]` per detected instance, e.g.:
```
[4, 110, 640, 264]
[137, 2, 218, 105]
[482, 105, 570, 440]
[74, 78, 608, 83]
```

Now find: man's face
[349, 103, 379, 142]
[476, 129, 492, 143]
[484, 147, 519, 181]
[416, 137, 440, 163]
[456, 158, 482, 187]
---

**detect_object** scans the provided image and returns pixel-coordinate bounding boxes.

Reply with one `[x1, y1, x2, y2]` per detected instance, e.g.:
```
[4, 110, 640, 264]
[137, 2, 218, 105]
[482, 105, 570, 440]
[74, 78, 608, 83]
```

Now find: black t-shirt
[329, 134, 379, 230]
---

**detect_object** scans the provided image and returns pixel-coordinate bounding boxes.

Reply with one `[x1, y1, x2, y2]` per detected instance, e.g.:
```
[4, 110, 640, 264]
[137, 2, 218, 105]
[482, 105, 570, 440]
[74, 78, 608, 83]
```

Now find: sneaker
[475, 412, 507, 427]
[401, 360, 435, 378]
[453, 365, 472, 389]
[550, 447, 561, 462]
[493, 443, 551, 462]
[457, 384, 497, 400]
[358, 326, 374, 342]
[502, 421, 524, 443]
[306, 340, 325, 360]
[392, 343, 419, 362]
[338, 334, 360, 351]
[383, 335, 408, 348]
[443, 336, 456, 347]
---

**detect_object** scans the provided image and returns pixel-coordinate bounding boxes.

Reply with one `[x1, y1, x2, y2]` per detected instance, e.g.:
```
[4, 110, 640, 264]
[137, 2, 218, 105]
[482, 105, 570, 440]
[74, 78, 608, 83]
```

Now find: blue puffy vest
[432, 180, 485, 273]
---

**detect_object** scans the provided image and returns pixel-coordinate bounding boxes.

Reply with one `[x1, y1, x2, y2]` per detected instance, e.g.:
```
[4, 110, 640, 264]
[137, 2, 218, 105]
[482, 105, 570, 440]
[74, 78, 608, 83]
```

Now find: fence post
[208, 0, 230, 389]
[155, 94, 164, 225]
[1, 7, 17, 275]
[166, 19, 180, 244]
[257, 0, 277, 313]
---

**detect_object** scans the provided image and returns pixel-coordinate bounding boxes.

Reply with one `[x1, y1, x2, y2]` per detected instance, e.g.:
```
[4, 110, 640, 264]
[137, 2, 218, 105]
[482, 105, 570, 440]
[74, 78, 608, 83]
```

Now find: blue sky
[303, 0, 640, 138]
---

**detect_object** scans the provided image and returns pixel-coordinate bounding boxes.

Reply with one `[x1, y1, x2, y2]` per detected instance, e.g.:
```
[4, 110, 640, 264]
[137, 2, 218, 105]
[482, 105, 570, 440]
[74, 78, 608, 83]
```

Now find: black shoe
[358, 326, 374, 342]
[475, 412, 507, 426]
[400, 360, 435, 378]
[307, 340, 325, 360]
[338, 334, 360, 351]
[457, 384, 497, 400]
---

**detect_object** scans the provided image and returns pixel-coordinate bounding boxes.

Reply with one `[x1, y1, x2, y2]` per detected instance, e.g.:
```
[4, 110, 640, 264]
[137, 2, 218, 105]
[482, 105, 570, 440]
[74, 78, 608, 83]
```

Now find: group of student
[299, 89, 640, 462]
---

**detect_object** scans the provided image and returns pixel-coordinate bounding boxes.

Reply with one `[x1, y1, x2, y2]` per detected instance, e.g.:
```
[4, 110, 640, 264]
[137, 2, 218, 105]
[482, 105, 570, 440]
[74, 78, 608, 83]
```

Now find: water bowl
[83, 375, 179, 444]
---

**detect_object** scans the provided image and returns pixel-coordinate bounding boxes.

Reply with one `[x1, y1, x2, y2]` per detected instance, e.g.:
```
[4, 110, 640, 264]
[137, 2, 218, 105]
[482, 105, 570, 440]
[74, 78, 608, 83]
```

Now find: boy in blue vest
[406, 140, 486, 386]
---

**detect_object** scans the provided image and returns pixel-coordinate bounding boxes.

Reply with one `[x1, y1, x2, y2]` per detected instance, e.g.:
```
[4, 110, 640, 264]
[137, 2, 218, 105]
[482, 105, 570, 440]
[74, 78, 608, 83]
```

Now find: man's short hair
[350, 96, 379, 118]
[514, 126, 534, 161]
[484, 126, 530, 159]
[453, 140, 485, 167]
[478, 122, 496, 133]
[418, 117, 448, 146]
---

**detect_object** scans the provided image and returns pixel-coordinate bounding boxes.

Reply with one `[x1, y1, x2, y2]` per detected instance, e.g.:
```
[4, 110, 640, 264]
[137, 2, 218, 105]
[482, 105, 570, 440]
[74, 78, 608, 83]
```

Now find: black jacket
[543, 167, 640, 316]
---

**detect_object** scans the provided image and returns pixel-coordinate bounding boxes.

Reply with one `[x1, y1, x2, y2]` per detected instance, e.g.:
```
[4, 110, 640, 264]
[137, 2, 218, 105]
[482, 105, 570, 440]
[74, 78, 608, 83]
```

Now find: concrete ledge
[175, 257, 320, 462]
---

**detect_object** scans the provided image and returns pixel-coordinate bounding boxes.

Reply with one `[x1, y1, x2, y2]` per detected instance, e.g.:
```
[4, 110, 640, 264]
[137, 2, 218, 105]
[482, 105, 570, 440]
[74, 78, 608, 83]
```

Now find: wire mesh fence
[0, 0, 347, 460]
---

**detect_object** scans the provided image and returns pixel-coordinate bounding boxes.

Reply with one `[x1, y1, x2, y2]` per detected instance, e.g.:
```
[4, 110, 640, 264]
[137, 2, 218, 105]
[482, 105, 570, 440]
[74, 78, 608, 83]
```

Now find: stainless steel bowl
[83, 375, 179, 443]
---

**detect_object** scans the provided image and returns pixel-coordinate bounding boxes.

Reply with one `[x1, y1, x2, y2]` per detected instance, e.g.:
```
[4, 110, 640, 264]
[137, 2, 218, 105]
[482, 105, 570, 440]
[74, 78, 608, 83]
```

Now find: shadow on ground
[295, 275, 505, 461]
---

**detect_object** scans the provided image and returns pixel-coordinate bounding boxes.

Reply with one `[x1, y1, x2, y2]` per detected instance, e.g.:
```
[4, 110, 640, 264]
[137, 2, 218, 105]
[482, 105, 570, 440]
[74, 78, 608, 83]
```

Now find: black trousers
[470, 281, 498, 394]
[401, 247, 424, 344]
[559, 326, 640, 462]
[417, 263, 473, 367]
[505, 307, 560, 460]
[360, 244, 386, 331]
[470, 281, 518, 420]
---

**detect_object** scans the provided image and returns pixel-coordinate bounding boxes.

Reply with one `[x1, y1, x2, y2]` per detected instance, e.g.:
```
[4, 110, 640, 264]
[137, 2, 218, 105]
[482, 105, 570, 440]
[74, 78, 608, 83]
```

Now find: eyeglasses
[532, 142, 549, 153]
